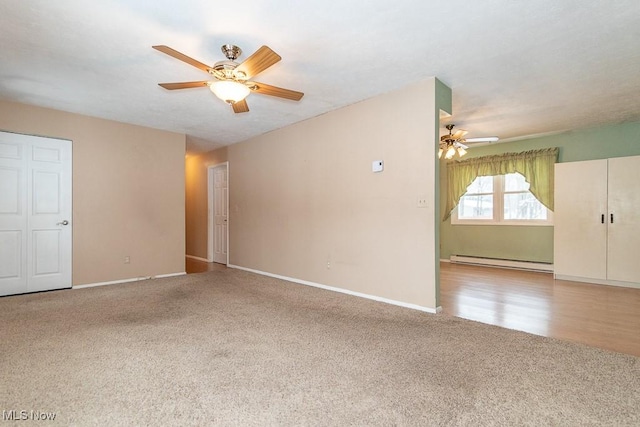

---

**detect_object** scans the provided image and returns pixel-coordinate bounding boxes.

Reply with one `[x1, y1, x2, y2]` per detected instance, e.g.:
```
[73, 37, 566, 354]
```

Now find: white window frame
[452, 174, 553, 226]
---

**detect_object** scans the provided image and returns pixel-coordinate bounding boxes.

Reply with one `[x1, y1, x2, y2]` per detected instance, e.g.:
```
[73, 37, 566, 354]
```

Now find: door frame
[207, 162, 229, 264]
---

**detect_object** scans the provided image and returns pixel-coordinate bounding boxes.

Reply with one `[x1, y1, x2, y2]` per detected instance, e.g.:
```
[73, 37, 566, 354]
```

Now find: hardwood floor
[440, 261, 640, 357]
[185, 258, 228, 274]
[185, 258, 640, 357]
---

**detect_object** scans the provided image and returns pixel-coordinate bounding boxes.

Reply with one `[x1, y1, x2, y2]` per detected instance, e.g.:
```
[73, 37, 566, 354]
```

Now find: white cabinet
[554, 156, 640, 288]
[554, 160, 608, 280]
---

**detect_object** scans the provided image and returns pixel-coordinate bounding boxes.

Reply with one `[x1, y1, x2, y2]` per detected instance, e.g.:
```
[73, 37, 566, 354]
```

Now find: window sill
[451, 221, 553, 227]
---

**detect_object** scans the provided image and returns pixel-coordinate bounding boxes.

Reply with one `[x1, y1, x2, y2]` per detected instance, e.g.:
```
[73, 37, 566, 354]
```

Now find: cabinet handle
[610, 213, 614, 224]
[601, 214, 605, 224]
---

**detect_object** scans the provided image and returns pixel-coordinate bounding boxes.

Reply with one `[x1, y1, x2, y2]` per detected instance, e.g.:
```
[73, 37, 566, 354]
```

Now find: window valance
[443, 147, 559, 221]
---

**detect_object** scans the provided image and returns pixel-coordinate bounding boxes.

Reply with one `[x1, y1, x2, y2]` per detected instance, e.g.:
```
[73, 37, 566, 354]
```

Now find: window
[443, 148, 558, 222]
[453, 172, 553, 225]
[456, 175, 493, 220]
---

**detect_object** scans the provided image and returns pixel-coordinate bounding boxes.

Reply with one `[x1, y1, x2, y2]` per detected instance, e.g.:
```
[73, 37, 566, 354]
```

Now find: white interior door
[554, 160, 608, 280]
[211, 163, 228, 264]
[0, 131, 72, 296]
[606, 155, 640, 283]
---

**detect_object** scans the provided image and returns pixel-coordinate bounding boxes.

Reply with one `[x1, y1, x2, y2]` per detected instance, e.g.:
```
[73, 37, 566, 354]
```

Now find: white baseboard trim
[74, 272, 187, 289]
[450, 255, 553, 273]
[554, 274, 640, 290]
[228, 264, 442, 314]
[156, 272, 188, 279]
[186, 255, 210, 263]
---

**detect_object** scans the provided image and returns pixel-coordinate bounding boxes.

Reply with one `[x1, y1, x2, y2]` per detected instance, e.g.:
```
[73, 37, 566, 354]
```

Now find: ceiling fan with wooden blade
[439, 124, 499, 159]
[152, 44, 304, 113]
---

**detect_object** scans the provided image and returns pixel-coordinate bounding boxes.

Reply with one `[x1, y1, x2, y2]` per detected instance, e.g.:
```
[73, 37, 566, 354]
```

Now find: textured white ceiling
[1, 1, 639, 153]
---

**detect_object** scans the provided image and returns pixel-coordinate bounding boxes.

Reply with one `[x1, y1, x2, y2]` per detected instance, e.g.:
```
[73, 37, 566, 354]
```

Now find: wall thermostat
[372, 160, 384, 173]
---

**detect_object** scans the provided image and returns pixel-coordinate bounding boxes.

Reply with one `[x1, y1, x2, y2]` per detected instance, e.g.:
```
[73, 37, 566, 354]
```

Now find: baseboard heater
[449, 255, 554, 273]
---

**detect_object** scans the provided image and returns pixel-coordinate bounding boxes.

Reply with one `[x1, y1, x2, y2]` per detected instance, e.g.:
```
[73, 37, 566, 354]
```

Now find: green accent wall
[439, 121, 640, 263]
[433, 78, 452, 305]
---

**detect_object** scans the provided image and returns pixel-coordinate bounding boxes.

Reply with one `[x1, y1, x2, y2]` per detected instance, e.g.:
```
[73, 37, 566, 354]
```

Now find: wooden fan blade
[249, 82, 304, 101]
[452, 129, 468, 139]
[235, 46, 281, 79]
[232, 99, 249, 113]
[158, 81, 210, 90]
[152, 45, 211, 73]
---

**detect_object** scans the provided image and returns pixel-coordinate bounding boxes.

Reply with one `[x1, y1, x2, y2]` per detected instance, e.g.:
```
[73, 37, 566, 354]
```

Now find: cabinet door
[607, 155, 640, 283]
[554, 160, 608, 279]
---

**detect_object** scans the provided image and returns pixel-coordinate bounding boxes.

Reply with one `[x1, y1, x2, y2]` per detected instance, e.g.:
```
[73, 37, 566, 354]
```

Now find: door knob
[57, 220, 69, 226]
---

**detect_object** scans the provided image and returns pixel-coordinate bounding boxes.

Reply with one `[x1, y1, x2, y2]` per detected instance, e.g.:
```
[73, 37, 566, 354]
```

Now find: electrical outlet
[417, 196, 428, 208]
[124, 256, 130, 264]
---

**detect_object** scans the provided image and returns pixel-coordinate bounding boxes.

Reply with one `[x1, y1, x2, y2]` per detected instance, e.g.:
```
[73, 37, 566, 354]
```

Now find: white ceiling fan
[439, 124, 499, 159]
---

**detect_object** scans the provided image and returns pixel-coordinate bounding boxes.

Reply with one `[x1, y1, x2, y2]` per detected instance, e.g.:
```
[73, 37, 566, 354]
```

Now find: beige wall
[0, 100, 186, 285]
[185, 147, 228, 259]
[225, 78, 450, 310]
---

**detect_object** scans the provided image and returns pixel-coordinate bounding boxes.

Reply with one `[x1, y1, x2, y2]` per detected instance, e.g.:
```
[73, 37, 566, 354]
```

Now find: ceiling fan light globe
[457, 146, 467, 157]
[438, 147, 444, 159]
[210, 81, 250, 104]
[445, 146, 456, 159]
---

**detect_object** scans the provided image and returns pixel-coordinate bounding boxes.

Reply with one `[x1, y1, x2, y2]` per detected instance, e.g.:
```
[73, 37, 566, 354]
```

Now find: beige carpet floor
[1, 268, 639, 426]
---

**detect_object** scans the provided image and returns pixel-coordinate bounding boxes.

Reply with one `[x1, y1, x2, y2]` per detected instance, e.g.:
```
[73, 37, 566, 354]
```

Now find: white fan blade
[465, 136, 499, 143]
